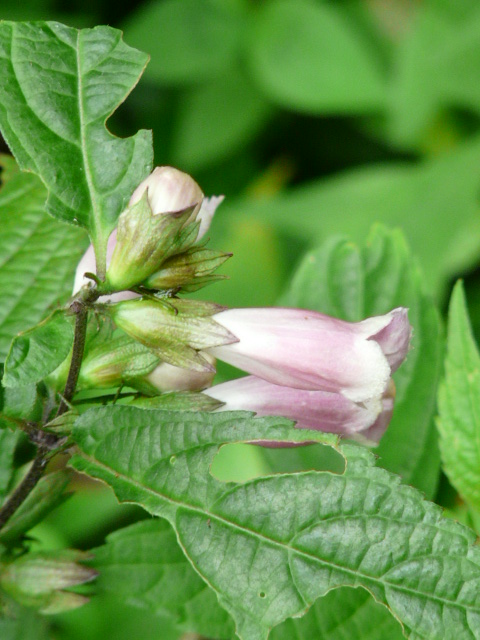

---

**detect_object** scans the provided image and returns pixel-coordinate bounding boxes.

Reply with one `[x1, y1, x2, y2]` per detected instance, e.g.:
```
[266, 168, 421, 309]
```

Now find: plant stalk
[0, 299, 90, 532]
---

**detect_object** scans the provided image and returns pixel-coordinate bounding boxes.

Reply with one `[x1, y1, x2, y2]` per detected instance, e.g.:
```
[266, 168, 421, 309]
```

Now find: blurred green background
[2, 1, 480, 638]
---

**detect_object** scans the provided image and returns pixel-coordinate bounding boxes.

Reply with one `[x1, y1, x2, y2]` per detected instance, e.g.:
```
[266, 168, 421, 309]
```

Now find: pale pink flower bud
[145, 355, 216, 393]
[204, 375, 395, 444]
[73, 167, 223, 296]
[208, 307, 411, 403]
[129, 166, 223, 241]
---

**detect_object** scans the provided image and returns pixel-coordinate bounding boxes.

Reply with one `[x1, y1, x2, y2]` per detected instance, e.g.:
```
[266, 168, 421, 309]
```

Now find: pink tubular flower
[205, 375, 395, 444]
[73, 166, 224, 299]
[208, 307, 411, 404]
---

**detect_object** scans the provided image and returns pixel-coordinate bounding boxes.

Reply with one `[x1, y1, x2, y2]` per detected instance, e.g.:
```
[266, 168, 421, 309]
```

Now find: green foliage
[71, 407, 480, 640]
[438, 281, 480, 510]
[93, 519, 234, 638]
[248, 0, 385, 114]
[0, 471, 70, 546]
[3, 311, 74, 388]
[0, 157, 87, 359]
[0, 429, 21, 505]
[124, 0, 246, 85]
[0, 22, 153, 269]
[279, 226, 442, 498]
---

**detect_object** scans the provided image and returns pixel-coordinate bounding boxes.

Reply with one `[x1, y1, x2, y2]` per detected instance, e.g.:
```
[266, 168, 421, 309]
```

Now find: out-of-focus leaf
[72, 407, 480, 640]
[0, 471, 71, 546]
[389, 3, 480, 146]
[3, 311, 74, 387]
[248, 0, 385, 114]
[0, 607, 49, 640]
[437, 281, 480, 510]
[123, 0, 246, 85]
[279, 226, 443, 498]
[172, 68, 272, 171]
[0, 22, 152, 266]
[218, 136, 480, 298]
[93, 519, 234, 639]
[0, 157, 88, 359]
[0, 429, 20, 505]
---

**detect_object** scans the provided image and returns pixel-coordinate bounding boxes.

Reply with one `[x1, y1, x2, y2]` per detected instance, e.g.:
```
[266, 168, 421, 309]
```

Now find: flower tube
[204, 375, 395, 444]
[208, 307, 411, 403]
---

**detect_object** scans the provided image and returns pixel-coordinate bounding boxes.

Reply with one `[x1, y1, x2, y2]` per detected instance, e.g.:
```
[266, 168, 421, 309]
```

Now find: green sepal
[78, 333, 160, 389]
[145, 246, 232, 292]
[104, 192, 200, 291]
[0, 471, 71, 546]
[107, 298, 237, 372]
[3, 311, 74, 388]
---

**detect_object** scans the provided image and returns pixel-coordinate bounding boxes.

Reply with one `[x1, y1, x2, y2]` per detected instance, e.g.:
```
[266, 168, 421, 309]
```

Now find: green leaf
[123, 0, 246, 85]
[0, 157, 88, 359]
[0, 21, 153, 270]
[0, 429, 20, 505]
[217, 136, 480, 298]
[437, 281, 480, 510]
[0, 471, 70, 546]
[278, 226, 443, 498]
[389, 3, 480, 146]
[0, 365, 39, 429]
[271, 587, 404, 640]
[247, 0, 385, 114]
[71, 407, 480, 640]
[95, 518, 403, 640]
[172, 67, 272, 172]
[0, 608, 49, 640]
[3, 310, 74, 387]
[93, 519, 234, 639]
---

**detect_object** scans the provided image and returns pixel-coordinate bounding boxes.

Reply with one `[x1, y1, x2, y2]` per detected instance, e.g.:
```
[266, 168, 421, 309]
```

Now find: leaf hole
[169, 455, 177, 466]
[259, 591, 266, 599]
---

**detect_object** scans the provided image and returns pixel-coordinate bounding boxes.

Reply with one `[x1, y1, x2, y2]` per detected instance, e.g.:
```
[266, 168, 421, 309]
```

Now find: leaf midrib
[74, 452, 480, 616]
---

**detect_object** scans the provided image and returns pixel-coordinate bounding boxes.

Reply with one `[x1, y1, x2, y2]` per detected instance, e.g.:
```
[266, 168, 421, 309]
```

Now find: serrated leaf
[3, 310, 74, 387]
[437, 281, 480, 510]
[0, 157, 88, 359]
[94, 517, 403, 640]
[71, 407, 480, 640]
[93, 519, 234, 639]
[271, 587, 404, 640]
[0, 21, 153, 270]
[278, 225, 443, 499]
[247, 0, 385, 114]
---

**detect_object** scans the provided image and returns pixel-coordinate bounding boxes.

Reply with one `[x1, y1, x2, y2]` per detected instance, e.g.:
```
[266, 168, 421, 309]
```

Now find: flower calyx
[106, 298, 238, 373]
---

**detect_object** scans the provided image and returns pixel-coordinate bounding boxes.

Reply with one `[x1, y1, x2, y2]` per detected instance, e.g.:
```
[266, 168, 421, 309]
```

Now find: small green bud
[78, 334, 160, 389]
[107, 298, 237, 372]
[0, 551, 97, 614]
[144, 247, 232, 292]
[105, 193, 198, 291]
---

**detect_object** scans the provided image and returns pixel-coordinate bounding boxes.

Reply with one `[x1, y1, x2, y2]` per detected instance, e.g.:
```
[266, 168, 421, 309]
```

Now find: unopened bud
[107, 298, 237, 373]
[0, 551, 97, 614]
[145, 247, 232, 292]
[78, 334, 160, 389]
[105, 192, 198, 291]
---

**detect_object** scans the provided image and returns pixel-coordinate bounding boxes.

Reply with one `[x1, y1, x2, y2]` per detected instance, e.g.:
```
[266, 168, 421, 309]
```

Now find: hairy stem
[0, 299, 90, 532]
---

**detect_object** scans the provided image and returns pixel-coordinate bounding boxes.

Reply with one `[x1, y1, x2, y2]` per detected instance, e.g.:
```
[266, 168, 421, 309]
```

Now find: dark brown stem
[0, 299, 90, 531]
[0, 447, 50, 530]
[56, 301, 88, 418]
